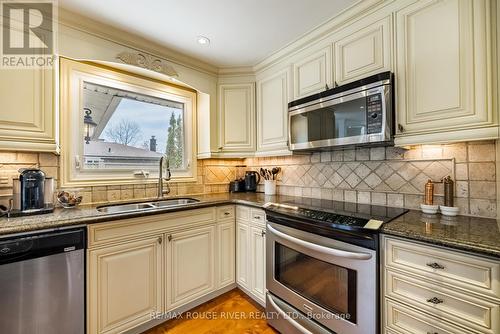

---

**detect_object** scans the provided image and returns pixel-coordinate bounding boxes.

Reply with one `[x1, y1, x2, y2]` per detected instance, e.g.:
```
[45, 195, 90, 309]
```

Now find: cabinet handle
[254, 216, 261, 219]
[261, 230, 266, 237]
[397, 123, 405, 133]
[426, 297, 444, 305]
[167, 235, 172, 242]
[427, 332, 439, 334]
[158, 236, 162, 244]
[224, 211, 231, 216]
[426, 262, 445, 270]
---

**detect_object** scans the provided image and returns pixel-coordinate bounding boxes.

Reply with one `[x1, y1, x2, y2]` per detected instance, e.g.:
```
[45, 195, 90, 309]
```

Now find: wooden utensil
[271, 167, 281, 180]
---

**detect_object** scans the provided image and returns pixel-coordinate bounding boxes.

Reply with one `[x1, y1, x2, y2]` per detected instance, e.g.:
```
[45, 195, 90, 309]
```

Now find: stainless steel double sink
[96, 198, 200, 214]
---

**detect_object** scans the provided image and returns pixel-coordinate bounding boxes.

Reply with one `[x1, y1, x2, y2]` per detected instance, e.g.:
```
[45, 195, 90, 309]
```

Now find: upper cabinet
[217, 83, 255, 155]
[0, 68, 57, 152]
[293, 45, 333, 99]
[394, 0, 497, 145]
[333, 13, 392, 85]
[256, 67, 292, 156]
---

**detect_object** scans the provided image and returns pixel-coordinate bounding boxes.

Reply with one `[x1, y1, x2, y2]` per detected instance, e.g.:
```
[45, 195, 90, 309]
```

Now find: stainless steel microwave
[288, 72, 393, 151]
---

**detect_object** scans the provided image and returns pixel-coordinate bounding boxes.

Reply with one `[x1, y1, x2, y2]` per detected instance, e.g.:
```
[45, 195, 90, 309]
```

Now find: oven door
[288, 84, 391, 150]
[266, 222, 377, 334]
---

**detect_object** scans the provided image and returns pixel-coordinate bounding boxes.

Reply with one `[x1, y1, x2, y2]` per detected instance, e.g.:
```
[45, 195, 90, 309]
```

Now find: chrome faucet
[158, 156, 171, 198]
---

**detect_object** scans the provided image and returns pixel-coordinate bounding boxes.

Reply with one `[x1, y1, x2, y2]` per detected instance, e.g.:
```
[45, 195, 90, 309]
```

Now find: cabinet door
[250, 226, 266, 303]
[217, 221, 235, 288]
[236, 221, 250, 289]
[293, 45, 332, 98]
[166, 225, 216, 309]
[395, 0, 495, 144]
[218, 83, 255, 152]
[88, 236, 163, 334]
[0, 68, 56, 152]
[256, 67, 292, 155]
[334, 14, 392, 85]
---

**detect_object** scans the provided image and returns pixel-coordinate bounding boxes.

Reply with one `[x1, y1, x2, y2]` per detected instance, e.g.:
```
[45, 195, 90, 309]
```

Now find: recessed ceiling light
[197, 36, 210, 46]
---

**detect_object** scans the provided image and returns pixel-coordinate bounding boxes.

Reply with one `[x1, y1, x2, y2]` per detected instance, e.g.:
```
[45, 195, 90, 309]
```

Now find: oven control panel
[299, 208, 369, 227]
[366, 93, 383, 134]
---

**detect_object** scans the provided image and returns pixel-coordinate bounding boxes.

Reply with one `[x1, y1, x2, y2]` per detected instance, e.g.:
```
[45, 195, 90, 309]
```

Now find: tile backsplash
[0, 153, 242, 207]
[245, 141, 497, 218]
[0, 140, 496, 218]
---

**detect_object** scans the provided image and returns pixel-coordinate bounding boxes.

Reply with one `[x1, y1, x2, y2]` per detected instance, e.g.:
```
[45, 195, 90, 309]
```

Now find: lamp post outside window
[83, 108, 97, 144]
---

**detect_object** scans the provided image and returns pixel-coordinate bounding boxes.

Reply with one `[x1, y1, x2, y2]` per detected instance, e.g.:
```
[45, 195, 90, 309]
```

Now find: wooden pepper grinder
[443, 176, 454, 207]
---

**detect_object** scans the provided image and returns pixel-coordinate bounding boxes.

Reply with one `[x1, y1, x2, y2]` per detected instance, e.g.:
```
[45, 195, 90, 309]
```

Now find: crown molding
[57, 8, 219, 76]
[252, 0, 388, 73]
[57, 1, 391, 79]
[217, 66, 255, 77]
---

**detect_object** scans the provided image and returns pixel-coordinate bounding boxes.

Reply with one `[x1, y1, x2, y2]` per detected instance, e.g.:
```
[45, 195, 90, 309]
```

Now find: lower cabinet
[236, 220, 250, 289]
[166, 225, 216, 310]
[236, 206, 267, 305]
[382, 235, 500, 334]
[249, 225, 266, 302]
[87, 206, 236, 334]
[218, 221, 236, 288]
[88, 236, 163, 334]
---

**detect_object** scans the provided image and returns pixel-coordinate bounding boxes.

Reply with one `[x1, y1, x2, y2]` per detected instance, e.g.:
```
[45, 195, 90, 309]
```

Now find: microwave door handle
[267, 294, 315, 334]
[267, 225, 372, 260]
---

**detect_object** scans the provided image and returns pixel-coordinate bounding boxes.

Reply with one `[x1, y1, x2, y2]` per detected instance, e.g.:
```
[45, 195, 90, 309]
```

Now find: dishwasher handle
[0, 228, 86, 265]
[0, 238, 36, 262]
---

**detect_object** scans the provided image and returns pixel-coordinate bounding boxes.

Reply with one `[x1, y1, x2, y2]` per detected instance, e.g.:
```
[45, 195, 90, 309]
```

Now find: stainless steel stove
[263, 200, 407, 334]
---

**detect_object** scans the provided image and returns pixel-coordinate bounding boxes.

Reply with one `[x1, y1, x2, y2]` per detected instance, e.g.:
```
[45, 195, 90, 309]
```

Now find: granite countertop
[381, 210, 500, 258]
[0, 193, 281, 236]
[1, 192, 499, 258]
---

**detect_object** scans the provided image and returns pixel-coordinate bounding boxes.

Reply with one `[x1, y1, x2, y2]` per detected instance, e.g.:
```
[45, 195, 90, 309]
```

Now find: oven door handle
[267, 224, 372, 260]
[267, 294, 314, 334]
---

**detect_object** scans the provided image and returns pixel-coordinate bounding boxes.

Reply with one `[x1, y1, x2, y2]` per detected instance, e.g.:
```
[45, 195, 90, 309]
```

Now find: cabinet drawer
[384, 236, 500, 300]
[385, 299, 472, 334]
[385, 269, 500, 334]
[236, 205, 250, 220]
[88, 208, 216, 248]
[250, 208, 266, 225]
[217, 206, 235, 220]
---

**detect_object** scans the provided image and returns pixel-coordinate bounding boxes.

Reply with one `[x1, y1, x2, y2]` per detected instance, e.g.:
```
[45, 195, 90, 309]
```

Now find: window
[82, 82, 186, 171]
[60, 58, 197, 187]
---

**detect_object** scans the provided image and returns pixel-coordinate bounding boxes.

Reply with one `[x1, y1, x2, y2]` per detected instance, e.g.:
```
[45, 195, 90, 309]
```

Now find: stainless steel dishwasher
[0, 227, 85, 334]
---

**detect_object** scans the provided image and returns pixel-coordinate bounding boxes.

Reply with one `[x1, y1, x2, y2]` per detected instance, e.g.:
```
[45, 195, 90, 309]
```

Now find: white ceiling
[59, 0, 357, 68]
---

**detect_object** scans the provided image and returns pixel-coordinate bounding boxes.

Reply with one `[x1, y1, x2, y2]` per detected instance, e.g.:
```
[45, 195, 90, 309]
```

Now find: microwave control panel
[366, 94, 383, 134]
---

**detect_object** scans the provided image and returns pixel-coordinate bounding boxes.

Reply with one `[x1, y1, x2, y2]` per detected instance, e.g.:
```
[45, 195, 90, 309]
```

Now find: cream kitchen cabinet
[166, 224, 216, 310]
[382, 235, 500, 334]
[236, 220, 251, 290]
[87, 207, 235, 334]
[256, 66, 292, 156]
[216, 206, 236, 288]
[249, 224, 266, 303]
[235, 205, 267, 305]
[217, 221, 235, 288]
[333, 13, 392, 85]
[0, 68, 57, 152]
[293, 45, 333, 99]
[217, 83, 256, 155]
[394, 0, 497, 146]
[87, 236, 163, 334]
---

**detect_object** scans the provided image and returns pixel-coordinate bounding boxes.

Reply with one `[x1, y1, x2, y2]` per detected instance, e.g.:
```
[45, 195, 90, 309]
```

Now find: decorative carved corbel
[116, 51, 179, 77]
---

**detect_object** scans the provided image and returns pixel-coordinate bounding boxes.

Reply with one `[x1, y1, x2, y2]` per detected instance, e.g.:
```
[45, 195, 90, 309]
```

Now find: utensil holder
[264, 180, 276, 195]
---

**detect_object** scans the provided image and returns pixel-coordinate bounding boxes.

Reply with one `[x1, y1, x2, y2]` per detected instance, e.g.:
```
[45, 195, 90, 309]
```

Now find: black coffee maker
[244, 171, 261, 192]
[11, 168, 54, 216]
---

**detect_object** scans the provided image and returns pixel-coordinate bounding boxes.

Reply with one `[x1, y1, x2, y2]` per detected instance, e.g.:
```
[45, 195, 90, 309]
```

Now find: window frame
[60, 58, 197, 187]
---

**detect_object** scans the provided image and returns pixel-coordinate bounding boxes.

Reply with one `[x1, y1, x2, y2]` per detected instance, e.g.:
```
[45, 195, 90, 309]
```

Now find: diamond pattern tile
[252, 158, 454, 195]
